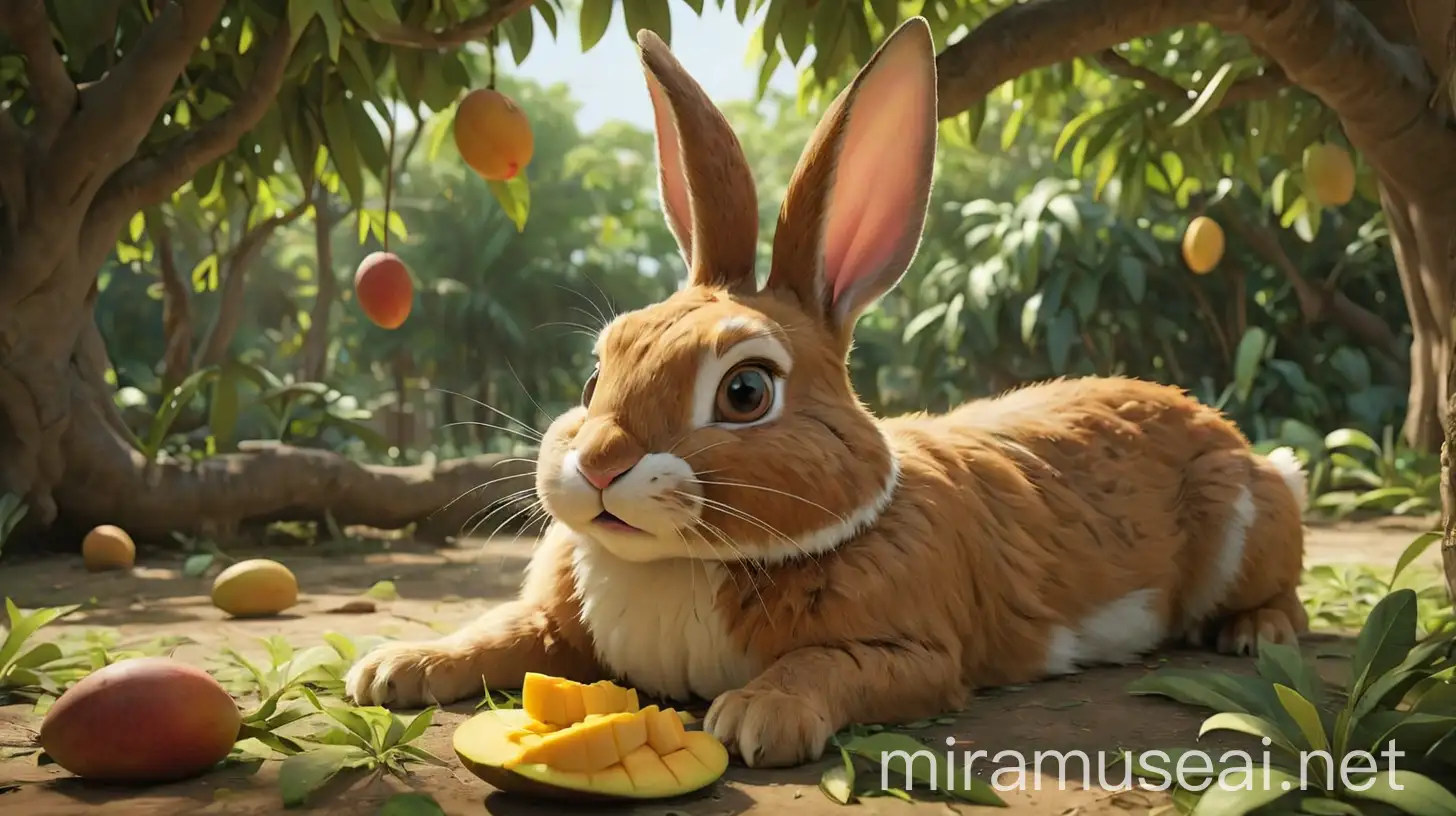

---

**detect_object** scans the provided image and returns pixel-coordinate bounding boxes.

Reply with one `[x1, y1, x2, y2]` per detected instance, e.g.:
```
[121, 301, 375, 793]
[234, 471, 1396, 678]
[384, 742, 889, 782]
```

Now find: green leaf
[841, 732, 1005, 806]
[321, 100, 365, 205]
[579, 0, 613, 51]
[1324, 427, 1381, 455]
[209, 362, 242, 451]
[380, 793, 445, 816]
[1232, 326, 1269, 403]
[278, 745, 369, 807]
[1256, 639, 1323, 711]
[1345, 770, 1456, 816]
[622, 0, 671, 45]
[1273, 684, 1327, 752]
[1174, 62, 1239, 127]
[1295, 798, 1365, 815]
[182, 553, 215, 577]
[1127, 669, 1280, 718]
[11, 642, 63, 671]
[128, 212, 146, 243]
[191, 254, 220, 292]
[1188, 767, 1299, 815]
[1198, 712, 1300, 757]
[1350, 589, 1419, 701]
[144, 366, 220, 459]
[503, 11, 535, 65]
[394, 707, 437, 748]
[488, 174, 531, 232]
[1045, 309, 1077, 374]
[363, 580, 398, 601]
[1118, 256, 1146, 303]
[778, 0, 809, 63]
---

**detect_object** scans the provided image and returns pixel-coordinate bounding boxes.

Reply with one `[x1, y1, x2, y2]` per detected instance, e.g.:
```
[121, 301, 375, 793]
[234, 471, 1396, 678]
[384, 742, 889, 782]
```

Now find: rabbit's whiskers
[673, 491, 810, 566]
[433, 469, 535, 519]
[687, 477, 848, 527]
[687, 524, 773, 621]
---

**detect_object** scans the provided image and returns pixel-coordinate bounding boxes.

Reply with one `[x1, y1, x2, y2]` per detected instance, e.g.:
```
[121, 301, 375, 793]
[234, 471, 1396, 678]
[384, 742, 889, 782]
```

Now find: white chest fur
[571, 541, 758, 702]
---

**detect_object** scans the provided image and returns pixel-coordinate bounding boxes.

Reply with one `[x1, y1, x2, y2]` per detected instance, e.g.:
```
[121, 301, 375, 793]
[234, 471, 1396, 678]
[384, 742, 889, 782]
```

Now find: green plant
[0, 600, 82, 706]
[276, 689, 447, 808]
[1301, 563, 1452, 636]
[0, 494, 27, 559]
[1125, 589, 1456, 814]
[1, 601, 194, 716]
[212, 632, 385, 703]
[1270, 423, 1440, 518]
[814, 725, 1005, 807]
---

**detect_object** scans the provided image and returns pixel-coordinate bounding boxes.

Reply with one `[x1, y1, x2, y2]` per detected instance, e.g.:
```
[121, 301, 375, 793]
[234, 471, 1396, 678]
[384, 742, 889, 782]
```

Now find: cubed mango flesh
[453, 675, 727, 802]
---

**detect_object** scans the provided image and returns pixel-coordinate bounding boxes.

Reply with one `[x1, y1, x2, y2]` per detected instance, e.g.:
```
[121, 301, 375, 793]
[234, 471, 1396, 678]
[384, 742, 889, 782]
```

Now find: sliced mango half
[453, 674, 728, 802]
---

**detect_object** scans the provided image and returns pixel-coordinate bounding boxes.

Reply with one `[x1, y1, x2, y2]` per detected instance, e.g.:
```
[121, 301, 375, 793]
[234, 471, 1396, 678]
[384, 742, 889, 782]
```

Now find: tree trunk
[300, 193, 338, 383]
[154, 221, 195, 395]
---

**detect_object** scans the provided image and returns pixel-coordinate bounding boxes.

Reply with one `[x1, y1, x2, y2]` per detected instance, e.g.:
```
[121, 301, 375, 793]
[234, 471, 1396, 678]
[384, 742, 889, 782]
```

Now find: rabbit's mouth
[593, 510, 645, 534]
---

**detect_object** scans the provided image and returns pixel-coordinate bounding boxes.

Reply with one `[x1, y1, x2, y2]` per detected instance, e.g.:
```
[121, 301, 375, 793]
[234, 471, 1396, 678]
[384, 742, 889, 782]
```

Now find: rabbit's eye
[714, 364, 773, 424]
[582, 368, 599, 408]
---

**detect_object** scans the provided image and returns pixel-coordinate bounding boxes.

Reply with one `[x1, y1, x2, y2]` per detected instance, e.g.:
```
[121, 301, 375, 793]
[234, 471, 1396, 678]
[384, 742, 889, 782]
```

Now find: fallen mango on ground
[40, 657, 241, 783]
[453, 673, 727, 802]
[211, 558, 298, 618]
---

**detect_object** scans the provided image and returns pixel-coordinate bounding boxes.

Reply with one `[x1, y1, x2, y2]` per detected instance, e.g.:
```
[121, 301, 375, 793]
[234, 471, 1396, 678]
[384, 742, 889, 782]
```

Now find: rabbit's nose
[578, 462, 633, 490]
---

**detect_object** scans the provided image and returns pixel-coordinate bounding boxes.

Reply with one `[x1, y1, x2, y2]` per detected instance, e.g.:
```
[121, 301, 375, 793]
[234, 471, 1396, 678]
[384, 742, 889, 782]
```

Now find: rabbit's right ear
[637, 30, 759, 293]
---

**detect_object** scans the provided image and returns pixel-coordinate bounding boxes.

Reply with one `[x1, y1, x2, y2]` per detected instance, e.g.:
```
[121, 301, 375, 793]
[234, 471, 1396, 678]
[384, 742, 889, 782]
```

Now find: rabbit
[344, 16, 1309, 769]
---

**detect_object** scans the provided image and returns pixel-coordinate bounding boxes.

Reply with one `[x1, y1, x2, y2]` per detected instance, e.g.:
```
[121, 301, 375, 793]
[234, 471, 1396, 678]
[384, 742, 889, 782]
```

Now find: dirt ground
[0, 517, 1440, 815]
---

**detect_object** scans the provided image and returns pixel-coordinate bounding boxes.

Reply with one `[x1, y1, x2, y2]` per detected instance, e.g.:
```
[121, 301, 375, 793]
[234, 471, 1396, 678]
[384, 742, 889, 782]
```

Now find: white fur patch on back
[1179, 484, 1256, 627]
[1044, 588, 1167, 675]
[572, 537, 758, 701]
[1264, 446, 1308, 512]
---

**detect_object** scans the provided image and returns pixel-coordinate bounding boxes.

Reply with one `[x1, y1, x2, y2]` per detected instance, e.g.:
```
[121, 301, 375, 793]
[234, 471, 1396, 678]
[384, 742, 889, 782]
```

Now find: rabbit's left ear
[766, 17, 938, 334]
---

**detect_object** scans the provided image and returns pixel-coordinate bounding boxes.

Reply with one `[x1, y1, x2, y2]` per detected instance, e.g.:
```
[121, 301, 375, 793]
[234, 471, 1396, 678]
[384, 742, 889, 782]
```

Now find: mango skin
[211, 558, 298, 618]
[40, 657, 241, 783]
[454, 88, 534, 181]
[82, 525, 135, 572]
[353, 252, 413, 330]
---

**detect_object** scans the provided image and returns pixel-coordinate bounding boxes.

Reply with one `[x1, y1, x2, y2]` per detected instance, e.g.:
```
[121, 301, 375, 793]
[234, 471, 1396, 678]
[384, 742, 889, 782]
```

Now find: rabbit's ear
[766, 17, 937, 333]
[638, 30, 759, 292]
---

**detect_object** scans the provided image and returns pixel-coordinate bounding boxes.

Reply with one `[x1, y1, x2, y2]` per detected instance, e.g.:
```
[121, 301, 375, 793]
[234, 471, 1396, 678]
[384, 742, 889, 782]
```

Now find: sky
[508, 3, 799, 131]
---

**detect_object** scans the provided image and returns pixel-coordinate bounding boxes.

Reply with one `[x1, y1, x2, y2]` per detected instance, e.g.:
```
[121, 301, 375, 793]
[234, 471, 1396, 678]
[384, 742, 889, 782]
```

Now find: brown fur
[344, 18, 1307, 769]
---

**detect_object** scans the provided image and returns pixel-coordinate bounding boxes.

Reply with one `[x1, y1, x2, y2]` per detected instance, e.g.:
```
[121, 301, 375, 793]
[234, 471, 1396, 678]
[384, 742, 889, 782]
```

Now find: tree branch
[193, 199, 309, 370]
[55, 382, 539, 541]
[53, 0, 226, 200]
[934, 0, 1456, 206]
[363, 0, 535, 48]
[934, 0, 1211, 122]
[1092, 49, 1288, 108]
[89, 21, 294, 231]
[152, 218, 194, 392]
[0, 0, 76, 145]
[1216, 199, 1406, 362]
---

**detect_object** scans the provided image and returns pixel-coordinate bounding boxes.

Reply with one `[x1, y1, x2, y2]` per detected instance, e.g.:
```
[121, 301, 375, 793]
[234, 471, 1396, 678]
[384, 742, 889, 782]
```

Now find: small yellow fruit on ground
[82, 525, 135, 572]
[1182, 215, 1224, 274]
[454, 88, 534, 181]
[454, 673, 728, 802]
[1302, 142, 1356, 207]
[211, 558, 298, 618]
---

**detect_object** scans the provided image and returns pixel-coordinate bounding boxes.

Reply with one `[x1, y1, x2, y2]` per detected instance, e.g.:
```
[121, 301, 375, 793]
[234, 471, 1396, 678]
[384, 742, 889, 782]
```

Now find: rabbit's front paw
[705, 687, 834, 768]
[343, 641, 479, 708]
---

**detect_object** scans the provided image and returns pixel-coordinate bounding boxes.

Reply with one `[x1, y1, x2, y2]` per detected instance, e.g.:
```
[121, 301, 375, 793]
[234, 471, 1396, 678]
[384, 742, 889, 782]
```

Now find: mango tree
[0, 0, 560, 541]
